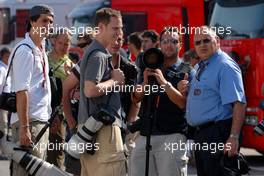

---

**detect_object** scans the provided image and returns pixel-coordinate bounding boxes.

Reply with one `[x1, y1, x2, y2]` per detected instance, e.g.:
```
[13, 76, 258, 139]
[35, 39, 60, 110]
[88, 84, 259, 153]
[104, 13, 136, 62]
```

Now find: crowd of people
[0, 4, 246, 176]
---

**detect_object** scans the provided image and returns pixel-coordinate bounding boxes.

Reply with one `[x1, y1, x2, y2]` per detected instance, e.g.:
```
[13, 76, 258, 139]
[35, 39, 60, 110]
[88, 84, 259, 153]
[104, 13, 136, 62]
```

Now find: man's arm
[127, 102, 141, 123]
[16, 90, 32, 146]
[132, 68, 152, 103]
[150, 69, 186, 108]
[162, 82, 186, 109]
[230, 101, 246, 136]
[84, 79, 115, 98]
[224, 101, 246, 156]
[85, 68, 124, 98]
[62, 73, 79, 129]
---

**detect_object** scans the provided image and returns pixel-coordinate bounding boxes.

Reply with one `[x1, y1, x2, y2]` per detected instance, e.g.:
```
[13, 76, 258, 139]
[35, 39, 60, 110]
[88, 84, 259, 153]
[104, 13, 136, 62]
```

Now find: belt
[194, 118, 232, 131]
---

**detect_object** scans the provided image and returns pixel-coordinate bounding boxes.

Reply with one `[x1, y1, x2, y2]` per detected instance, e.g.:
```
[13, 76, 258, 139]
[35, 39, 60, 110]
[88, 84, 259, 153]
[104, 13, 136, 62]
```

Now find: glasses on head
[161, 38, 179, 45]
[194, 38, 211, 46]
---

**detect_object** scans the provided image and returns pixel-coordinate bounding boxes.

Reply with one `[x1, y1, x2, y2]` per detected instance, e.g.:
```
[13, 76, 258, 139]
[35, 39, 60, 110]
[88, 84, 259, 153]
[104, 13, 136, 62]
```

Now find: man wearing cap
[8, 5, 54, 176]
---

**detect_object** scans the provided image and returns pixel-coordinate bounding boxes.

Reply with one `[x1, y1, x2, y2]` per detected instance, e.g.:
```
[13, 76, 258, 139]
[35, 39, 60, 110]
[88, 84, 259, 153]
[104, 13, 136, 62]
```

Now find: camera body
[0, 92, 17, 112]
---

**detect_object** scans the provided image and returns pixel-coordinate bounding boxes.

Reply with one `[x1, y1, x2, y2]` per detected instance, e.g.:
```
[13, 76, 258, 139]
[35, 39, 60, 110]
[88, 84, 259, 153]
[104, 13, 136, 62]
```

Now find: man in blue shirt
[178, 26, 246, 176]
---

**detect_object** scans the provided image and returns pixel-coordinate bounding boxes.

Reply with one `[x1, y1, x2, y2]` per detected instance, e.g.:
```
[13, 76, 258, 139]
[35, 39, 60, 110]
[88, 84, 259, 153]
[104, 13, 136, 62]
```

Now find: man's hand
[177, 73, 189, 95]
[143, 68, 155, 84]
[224, 137, 239, 157]
[111, 68, 125, 85]
[148, 69, 167, 85]
[19, 127, 33, 147]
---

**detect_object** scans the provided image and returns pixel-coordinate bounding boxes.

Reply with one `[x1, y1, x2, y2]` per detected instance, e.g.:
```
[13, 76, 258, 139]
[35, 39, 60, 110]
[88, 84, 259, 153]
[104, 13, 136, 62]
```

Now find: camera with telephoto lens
[0, 130, 70, 176]
[143, 48, 164, 69]
[65, 105, 116, 159]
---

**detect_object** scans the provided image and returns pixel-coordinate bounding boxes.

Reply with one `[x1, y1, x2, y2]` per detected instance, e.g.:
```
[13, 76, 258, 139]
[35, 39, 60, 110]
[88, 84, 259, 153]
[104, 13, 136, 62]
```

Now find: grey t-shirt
[78, 39, 121, 124]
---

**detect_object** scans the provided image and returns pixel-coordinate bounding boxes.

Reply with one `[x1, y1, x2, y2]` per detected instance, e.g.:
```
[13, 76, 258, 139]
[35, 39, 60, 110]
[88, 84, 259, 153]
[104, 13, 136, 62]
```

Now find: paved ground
[0, 148, 263, 176]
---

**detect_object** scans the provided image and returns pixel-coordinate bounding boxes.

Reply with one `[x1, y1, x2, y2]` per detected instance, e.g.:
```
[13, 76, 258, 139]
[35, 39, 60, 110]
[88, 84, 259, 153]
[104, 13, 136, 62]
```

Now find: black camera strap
[1, 43, 33, 94]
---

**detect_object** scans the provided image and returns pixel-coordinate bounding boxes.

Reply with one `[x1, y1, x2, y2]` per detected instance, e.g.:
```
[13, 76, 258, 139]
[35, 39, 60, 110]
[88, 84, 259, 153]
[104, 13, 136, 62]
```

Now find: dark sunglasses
[194, 38, 211, 46]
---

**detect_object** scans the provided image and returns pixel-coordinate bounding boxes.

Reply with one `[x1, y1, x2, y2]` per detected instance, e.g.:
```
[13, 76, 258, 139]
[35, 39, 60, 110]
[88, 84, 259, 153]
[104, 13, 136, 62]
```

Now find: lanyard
[40, 51, 47, 88]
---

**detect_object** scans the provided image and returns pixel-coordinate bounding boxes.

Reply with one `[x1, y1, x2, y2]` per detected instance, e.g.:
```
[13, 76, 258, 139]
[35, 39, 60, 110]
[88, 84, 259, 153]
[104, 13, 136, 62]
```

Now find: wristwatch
[164, 81, 172, 91]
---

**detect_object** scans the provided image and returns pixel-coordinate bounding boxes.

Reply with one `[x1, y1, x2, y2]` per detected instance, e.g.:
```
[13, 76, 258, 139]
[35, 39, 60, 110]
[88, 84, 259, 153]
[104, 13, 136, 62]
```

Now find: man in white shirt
[8, 5, 54, 176]
[0, 47, 10, 137]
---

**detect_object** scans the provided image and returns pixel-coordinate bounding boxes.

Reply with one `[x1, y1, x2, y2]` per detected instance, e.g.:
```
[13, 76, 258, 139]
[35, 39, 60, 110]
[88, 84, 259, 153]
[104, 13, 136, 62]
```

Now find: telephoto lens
[65, 107, 116, 159]
[0, 131, 70, 176]
[143, 48, 164, 69]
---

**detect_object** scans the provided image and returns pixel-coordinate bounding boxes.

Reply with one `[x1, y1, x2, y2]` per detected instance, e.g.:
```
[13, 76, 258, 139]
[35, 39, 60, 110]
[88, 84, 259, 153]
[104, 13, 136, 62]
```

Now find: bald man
[178, 26, 246, 176]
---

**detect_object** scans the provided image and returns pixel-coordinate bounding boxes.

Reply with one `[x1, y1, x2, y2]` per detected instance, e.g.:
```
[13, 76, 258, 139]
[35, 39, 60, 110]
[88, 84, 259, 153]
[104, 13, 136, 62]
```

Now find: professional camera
[0, 131, 70, 176]
[65, 106, 116, 159]
[143, 48, 164, 69]
[0, 92, 17, 112]
[166, 62, 192, 81]
[254, 119, 264, 135]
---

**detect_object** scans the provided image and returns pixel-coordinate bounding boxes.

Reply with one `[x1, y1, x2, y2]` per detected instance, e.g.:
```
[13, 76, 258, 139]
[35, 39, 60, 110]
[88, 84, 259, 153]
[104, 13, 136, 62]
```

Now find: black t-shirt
[139, 60, 192, 136]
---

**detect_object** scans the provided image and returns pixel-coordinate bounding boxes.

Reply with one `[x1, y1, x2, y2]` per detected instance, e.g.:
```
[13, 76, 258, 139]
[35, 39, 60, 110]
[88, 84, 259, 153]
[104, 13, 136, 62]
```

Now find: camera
[143, 48, 164, 69]
[65, 106, 116, 159]
[0, 92, 17, 112]
[0, 131, 70, 176]
[254, 119, 264, 135]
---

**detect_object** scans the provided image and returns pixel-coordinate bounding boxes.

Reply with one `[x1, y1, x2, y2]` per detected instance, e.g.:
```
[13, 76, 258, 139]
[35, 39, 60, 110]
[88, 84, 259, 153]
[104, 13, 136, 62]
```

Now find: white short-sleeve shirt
[9, 33, 51, 124]
[0, 61, 8, 92]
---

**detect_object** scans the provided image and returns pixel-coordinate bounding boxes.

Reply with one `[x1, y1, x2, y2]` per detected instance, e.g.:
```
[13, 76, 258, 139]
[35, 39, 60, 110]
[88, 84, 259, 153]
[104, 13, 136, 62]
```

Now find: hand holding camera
[147, 69, 167, 86]
[111, 68, 125, 86]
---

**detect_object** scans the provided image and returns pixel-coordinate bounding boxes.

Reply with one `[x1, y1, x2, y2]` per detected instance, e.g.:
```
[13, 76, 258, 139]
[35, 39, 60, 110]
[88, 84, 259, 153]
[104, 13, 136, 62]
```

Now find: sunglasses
[161, 39, 179, 45]
[194, 38, 211, 46]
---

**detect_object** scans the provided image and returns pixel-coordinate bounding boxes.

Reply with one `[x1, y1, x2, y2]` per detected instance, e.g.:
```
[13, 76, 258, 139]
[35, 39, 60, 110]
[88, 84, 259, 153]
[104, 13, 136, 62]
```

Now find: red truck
[67, 0, 205, 53]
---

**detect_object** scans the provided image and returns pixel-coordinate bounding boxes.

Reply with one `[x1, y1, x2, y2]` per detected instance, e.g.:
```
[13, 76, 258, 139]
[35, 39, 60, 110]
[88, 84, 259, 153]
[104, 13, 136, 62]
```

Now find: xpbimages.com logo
[164, 141, 231, 154]
[32, 25, 99, 37]
[163, 24, 232, 36]
[33, 142, 100, 153]
[99, 81, 167, 95]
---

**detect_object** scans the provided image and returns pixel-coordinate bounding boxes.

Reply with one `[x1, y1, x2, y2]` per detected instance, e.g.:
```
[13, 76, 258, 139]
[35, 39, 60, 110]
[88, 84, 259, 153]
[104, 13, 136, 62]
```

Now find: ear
[215, 35, 221, 47]
[30, 20, 34, 27]
[98, 22, 105, 33]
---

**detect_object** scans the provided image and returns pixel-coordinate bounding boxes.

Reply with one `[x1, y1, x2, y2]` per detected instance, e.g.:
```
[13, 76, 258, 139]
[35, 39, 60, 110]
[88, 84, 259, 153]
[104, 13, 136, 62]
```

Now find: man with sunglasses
[130, 27, 193, 176]
[179, 26, 246, 176]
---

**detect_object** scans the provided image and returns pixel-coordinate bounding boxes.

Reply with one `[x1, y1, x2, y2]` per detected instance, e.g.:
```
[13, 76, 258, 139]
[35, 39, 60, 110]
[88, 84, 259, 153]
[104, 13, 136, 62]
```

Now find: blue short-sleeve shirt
[186, 49, 246, 126]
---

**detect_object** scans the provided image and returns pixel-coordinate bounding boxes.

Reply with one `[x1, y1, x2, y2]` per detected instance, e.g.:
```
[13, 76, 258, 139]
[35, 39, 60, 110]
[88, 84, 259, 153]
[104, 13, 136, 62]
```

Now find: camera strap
[52, 58, 67, 74]
[1, 43, 33, 94]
